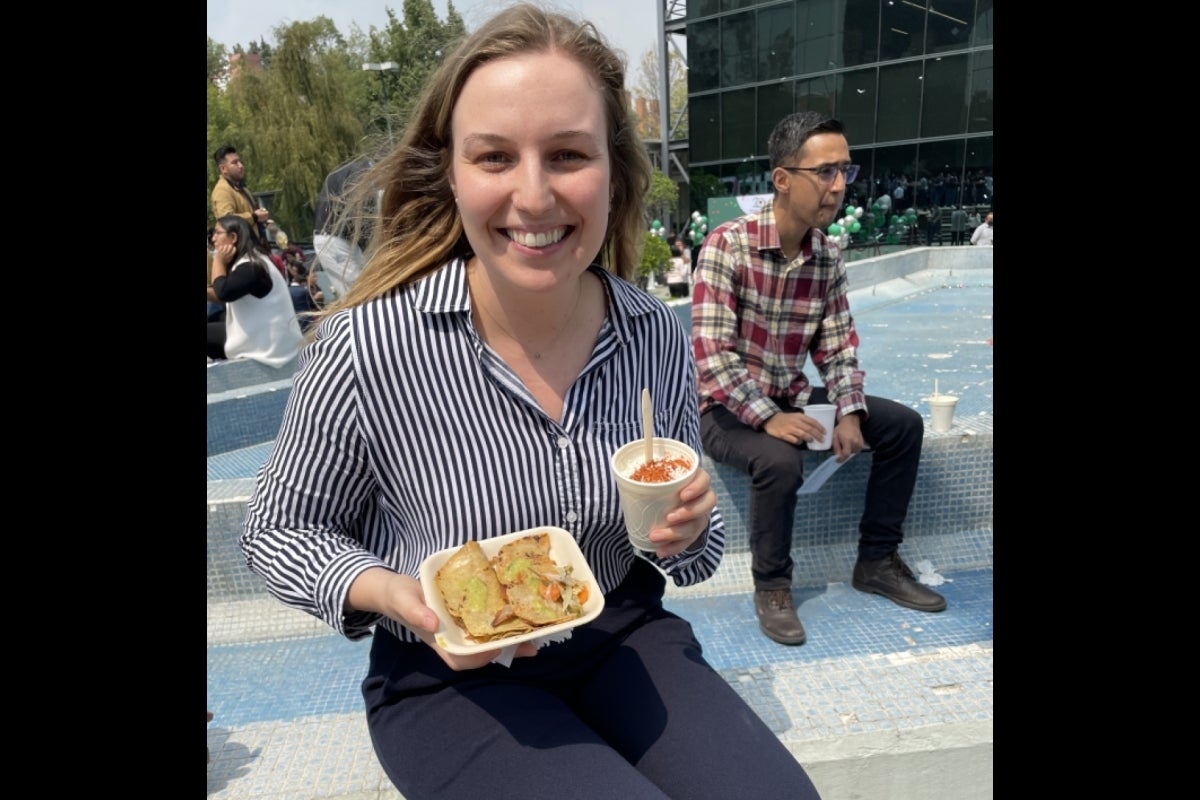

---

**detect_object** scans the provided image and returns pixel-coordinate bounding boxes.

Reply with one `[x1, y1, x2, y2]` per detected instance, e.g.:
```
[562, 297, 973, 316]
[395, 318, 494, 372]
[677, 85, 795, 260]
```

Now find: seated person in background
[239, 5, 821, 799]
[207, 215, 305, 367]
[285, 260, 319, 331]
[281, 240, 307, 272]
[207, 226, 225, 323]
[692, 111, 947, 648]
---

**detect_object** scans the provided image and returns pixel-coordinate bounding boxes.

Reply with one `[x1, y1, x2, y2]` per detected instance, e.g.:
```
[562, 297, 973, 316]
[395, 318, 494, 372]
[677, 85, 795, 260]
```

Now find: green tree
[207, 37, 228, 85]
[209, 17, 365, 238]
[633, 44, 688, 141]
[359, 0, 466, 142]
[208, 3, 467, 238]
[645, 170, 680, 234]
[638, 232, 672, 285]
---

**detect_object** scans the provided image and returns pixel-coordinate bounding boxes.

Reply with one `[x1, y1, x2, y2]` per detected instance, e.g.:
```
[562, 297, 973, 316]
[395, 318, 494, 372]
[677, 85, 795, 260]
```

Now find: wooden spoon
[641, 387, 654, 464]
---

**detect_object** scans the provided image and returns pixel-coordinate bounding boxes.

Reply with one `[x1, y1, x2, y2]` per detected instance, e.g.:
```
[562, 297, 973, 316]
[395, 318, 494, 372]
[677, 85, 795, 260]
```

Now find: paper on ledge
[797, 452, 856, 494]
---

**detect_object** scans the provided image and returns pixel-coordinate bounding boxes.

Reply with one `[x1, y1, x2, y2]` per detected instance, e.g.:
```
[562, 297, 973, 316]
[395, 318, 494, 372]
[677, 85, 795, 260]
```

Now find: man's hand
[254, 207, 270, 223]
[831, 414, 865, 462]
[763, 410, 865, 463]
[763, 411, 825, 447]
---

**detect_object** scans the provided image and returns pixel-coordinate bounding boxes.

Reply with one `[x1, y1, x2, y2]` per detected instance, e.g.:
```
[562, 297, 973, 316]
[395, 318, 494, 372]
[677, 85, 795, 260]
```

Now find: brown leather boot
[754, 588, 806, 645]
[852, 553, 947, 612]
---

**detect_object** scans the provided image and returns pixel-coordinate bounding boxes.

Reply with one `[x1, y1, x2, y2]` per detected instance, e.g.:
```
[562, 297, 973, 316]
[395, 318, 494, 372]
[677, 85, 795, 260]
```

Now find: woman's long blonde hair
[317, 2, 651, 322]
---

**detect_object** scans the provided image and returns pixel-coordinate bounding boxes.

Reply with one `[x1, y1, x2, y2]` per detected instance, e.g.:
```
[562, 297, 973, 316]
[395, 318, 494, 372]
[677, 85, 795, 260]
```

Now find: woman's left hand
[646, 467, 716, 558]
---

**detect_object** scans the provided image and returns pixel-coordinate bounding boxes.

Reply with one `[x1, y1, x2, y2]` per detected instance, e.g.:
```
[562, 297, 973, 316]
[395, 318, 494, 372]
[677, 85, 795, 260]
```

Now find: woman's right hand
[350, 567, 538, 671]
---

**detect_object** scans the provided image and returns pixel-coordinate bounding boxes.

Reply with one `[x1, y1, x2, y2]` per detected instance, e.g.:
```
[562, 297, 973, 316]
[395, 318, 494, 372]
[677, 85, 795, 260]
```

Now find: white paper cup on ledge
[611, 438, 699, 552]
[928, 395, 959, 432]
[803, 403, 837, 450]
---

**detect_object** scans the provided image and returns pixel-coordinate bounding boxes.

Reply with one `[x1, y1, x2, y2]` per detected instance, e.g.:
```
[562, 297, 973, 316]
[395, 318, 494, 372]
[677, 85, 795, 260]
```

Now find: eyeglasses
[780, 164, 860, 184]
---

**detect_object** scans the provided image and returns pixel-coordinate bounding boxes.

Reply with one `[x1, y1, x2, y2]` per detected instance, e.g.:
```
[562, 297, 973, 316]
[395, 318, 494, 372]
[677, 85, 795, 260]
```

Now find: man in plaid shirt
[691, 112, 947, 646]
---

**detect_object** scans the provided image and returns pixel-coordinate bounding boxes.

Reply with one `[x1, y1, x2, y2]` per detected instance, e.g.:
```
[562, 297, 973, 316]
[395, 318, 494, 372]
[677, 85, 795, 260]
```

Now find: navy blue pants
[700, 390, 923, 591]
[363, 557, 820, 799]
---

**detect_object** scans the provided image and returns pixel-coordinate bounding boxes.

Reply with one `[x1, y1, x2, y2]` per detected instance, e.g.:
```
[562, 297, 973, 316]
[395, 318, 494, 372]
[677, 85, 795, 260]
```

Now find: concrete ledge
[704, 417, 993, 588]
[207, 357, 300, 394]
[207, 382, 293, 457]
[801, 722, 993, 800]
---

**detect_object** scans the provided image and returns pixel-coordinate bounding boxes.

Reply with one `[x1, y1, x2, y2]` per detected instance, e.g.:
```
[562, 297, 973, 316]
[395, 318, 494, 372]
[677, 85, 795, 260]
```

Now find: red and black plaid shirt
[691, 200, 866, 429]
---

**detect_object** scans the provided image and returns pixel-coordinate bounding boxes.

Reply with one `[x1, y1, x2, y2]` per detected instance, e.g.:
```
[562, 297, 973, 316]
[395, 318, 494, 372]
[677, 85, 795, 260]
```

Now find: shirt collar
[409, 258, 660, 347]
[754, 200, 818, 262]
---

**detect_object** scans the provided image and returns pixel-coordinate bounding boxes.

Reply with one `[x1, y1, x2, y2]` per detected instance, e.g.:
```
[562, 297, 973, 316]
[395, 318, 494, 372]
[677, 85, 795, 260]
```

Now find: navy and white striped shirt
[241, 259, 725, 642]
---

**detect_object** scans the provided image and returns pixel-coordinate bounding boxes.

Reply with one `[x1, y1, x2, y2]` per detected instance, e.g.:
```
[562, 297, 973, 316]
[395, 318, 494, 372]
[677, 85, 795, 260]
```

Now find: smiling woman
[237, 5, 820, 799]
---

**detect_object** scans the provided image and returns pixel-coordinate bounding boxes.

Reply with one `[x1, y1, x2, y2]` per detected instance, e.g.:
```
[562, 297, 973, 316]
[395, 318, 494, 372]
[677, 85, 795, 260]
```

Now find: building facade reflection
[683, 0, 993, 216]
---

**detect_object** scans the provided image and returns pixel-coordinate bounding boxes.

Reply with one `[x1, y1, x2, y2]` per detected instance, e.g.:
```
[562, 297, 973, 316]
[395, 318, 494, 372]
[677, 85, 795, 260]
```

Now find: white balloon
[692, 211, 701, 219]
[854, 207, 864, 218]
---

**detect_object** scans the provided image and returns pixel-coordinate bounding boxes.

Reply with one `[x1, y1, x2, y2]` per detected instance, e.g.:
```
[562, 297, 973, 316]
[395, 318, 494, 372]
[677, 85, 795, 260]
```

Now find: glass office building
[681, 0, 992, 214]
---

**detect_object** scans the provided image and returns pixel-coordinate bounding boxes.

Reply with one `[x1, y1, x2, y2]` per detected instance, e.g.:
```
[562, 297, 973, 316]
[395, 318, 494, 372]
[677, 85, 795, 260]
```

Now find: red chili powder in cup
[630, 456, 693, 483]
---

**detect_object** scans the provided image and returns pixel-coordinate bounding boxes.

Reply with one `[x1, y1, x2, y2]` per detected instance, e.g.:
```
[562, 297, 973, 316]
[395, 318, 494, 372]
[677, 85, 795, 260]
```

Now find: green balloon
[652, 219, 661, 229]
[850, 220, 862, 233]
[827, 223, 843, 235]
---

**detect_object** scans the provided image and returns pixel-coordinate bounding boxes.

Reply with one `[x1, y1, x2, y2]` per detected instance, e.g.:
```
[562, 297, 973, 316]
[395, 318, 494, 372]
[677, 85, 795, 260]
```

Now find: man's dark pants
[700, 389, 923, 592]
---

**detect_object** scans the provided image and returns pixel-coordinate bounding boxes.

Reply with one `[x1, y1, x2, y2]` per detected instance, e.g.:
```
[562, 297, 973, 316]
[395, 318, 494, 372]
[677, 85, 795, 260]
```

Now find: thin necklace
[477, 281, 584, 360]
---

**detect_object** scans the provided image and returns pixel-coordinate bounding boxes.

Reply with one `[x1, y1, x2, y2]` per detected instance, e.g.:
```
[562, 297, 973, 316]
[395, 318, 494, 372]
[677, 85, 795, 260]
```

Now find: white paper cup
[928, 395, 958, 432]
[803, 403, 837, 450]
[611, 438, 699, 552]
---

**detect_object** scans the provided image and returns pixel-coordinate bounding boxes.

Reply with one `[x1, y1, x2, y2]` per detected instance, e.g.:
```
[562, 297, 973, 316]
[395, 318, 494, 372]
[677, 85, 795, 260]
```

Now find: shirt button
[557, 436, 570, 449]
[566, 511, 578, 523]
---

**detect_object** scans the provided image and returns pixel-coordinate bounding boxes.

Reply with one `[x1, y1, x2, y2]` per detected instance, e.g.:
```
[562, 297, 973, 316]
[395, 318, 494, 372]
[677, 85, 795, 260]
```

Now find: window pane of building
[967, 49, 992, 133]
[722, 87, 758, 160]
[690, 20, 721, 93]
[972, 0, 993, 45]
[733, 157, 772, 197]
[682, 1, 991, 216]
[836, 69, 875, 146]
[874, 144, 919, 208]
[964, 136, 992, 206]
[758, 6, 796, 81]
[759, 83, 796, 150]
[881, 0, 927, 59]
[690, 94, 721, 163]
[917, 139, 965, 206]
[721, 12, 756, 87]
[877, 61, 922, 142]
[926, 0, 975, 54]
[798, 0, 841, 73]
[921, 54, 969, 137]
[843, 0, 880, 67]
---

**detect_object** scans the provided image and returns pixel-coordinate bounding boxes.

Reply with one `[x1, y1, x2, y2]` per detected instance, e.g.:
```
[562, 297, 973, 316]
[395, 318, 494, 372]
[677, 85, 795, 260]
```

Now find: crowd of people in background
[207, 145, 354, 364]
[208, 151, 991, 366]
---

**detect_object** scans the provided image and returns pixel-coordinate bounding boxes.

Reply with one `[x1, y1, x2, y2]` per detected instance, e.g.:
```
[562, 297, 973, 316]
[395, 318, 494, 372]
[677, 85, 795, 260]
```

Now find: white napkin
[914, 559, 951, 587]
[489, 629, 575, 667]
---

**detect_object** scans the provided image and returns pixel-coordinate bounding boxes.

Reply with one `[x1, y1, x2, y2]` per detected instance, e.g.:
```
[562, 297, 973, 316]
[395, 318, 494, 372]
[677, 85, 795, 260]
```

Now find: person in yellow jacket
[211, 145, 270, 248]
